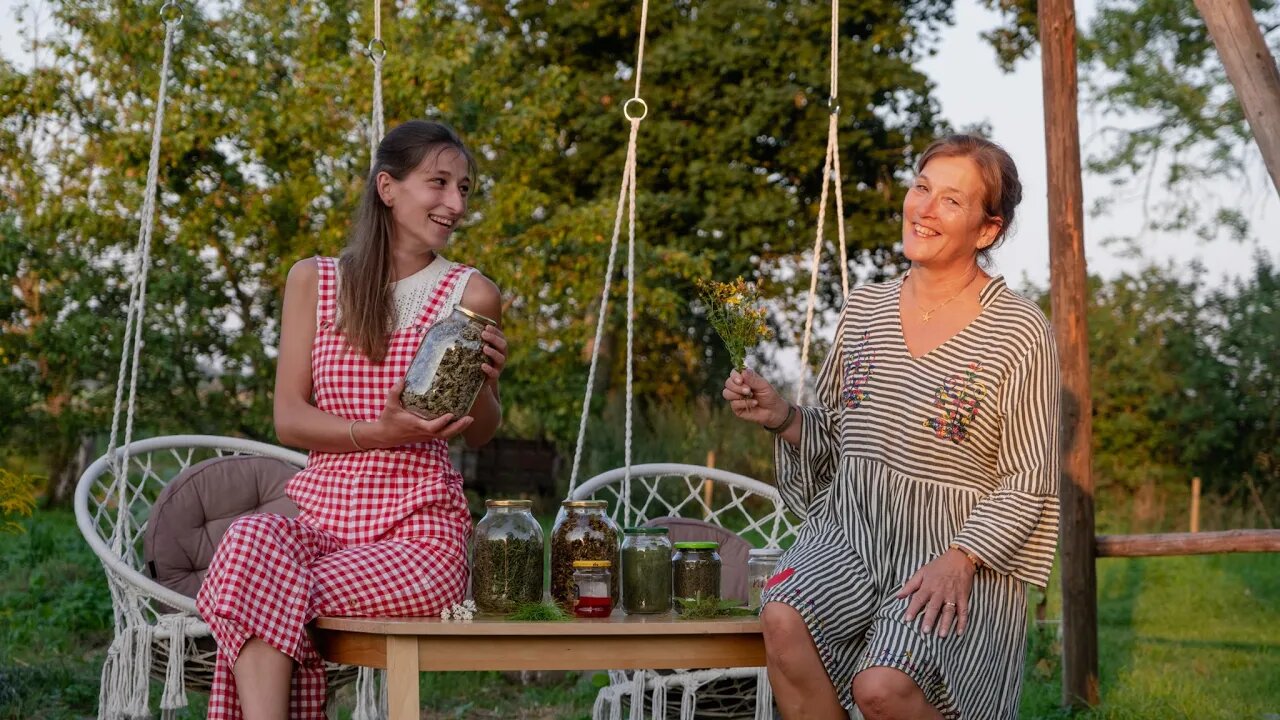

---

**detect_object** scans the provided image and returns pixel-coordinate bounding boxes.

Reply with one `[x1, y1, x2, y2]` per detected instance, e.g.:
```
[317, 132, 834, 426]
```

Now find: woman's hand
[896, 548, 977, 638]
[479, 325, 508, 387]
[722, 368, 788, 428]
[369, 380, 474, 446]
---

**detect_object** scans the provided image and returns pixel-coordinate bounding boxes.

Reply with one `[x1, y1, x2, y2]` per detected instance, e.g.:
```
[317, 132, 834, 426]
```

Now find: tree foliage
[1, 0, 951, 488]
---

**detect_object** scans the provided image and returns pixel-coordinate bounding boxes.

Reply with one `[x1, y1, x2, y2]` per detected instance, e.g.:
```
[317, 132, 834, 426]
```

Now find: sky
[2, 0, 1275, 291]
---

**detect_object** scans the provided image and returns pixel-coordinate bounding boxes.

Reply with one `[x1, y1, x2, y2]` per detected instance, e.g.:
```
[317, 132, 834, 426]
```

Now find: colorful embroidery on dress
[841, 331, 875, 409]
[764, 567, 796, 591]
[872, 646, 921, 676]
[923, 362, 989, 444]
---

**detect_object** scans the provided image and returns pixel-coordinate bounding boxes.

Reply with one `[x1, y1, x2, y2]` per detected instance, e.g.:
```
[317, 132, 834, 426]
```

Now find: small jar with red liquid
[571, 560, 613, 618]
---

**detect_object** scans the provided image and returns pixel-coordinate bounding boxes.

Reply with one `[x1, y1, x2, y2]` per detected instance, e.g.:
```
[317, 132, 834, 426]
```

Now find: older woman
[724, 134, 1059, 719]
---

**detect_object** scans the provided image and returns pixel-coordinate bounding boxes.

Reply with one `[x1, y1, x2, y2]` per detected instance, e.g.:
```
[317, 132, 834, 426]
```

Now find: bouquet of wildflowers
[695, 277, 772, 371]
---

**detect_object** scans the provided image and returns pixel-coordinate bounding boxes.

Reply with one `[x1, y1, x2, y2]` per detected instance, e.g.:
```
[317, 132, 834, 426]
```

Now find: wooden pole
[703, 450, 716, 519]
[1190, 477, 1202, 533]
[1038, 0, 1099, 708]
[1193, 0, 1280, 195]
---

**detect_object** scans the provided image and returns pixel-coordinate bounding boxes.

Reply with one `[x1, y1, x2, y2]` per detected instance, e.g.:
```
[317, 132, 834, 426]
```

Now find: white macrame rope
[568, 0, 652, 494]
[368, 0, 385, 164]
[105, 3, 180, 555]
[794, 0, 847, 404]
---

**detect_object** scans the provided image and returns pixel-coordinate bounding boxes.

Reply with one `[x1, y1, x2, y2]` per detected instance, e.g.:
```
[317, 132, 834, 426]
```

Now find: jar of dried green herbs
[470, 499, 544, 615]
[401, 306, 497, 420]
[621, 527, 672, 614]
[672, 541, 721, 610]
[550, 500, 620, 608]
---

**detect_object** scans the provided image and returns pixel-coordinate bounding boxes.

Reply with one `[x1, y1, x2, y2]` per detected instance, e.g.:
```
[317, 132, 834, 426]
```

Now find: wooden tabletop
[313, 611, 762, 636]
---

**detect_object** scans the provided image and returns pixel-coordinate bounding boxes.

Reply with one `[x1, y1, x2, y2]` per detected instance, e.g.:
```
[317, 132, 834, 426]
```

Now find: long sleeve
[773, 313, 847, 519]
[951, 325, 1061, 588]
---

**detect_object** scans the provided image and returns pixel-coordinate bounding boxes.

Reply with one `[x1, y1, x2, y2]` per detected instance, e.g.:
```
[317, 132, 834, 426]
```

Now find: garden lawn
[3, 509, 1276, 719]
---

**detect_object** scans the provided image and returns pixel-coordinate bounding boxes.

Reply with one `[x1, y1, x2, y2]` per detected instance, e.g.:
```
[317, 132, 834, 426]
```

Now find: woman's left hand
[896, 548, 977, 638]
[480, 325, 508, 384]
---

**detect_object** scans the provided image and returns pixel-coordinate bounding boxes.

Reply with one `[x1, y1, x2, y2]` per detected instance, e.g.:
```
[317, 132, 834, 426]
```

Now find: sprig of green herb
[506, 601, 573, 622]
[676, 597, 756, 620]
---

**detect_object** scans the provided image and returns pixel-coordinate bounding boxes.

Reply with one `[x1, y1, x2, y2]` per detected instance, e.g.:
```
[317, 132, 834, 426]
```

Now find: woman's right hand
[369, 381, 475, 447]
[722, 368, 789, 429]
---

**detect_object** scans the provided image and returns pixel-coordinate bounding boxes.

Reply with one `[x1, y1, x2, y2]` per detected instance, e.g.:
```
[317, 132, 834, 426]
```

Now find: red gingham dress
[197, 256, 474, 719]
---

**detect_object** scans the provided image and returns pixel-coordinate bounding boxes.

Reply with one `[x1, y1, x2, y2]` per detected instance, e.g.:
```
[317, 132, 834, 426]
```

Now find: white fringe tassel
[158, 615, 191, 716]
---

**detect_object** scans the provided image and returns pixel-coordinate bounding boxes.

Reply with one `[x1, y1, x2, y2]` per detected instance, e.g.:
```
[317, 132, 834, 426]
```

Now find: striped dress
[197, 256, 475, 719]
[760, 275, 1060, 719]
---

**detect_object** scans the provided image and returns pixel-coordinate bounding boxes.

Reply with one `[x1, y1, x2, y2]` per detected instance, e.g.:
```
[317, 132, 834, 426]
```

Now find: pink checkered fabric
[197, 256, 474, 719]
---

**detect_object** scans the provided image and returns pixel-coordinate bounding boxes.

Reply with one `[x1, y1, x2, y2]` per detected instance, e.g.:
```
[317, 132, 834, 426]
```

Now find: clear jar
[571, 560, 614, 618]
[550, 500, 620, 608]
[401, 306, 497, 420]
[672, 541, 721, 610]
[747, 548, 785, 611]
[469, 499, 544, 615]
[621, 527, 672, 614]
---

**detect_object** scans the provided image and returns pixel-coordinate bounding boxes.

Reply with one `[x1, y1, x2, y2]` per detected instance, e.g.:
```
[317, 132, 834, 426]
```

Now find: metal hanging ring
[623, 97, 648, 122]
[160, 1, 183, 25]
[366, 38, 387, 61]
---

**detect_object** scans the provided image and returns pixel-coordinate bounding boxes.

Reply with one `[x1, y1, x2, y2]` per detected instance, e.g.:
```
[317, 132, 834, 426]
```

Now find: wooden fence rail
[1095, 529, 1280, 558]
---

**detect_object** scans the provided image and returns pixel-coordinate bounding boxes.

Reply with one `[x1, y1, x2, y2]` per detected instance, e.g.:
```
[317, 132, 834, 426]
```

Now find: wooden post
[1193, 0, 1280, 195]
[1038, 0, 1099, 708]
[1190, 477, 1202, 533]
[703, 450, 716, 519]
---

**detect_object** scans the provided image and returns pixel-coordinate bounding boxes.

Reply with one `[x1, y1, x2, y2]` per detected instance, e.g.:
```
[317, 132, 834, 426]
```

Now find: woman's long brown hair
[337, 121, 476, 362]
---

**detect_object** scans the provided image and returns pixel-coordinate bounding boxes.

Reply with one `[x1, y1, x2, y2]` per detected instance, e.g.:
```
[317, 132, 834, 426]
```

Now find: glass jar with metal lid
[571, 560, 614, 618]
[401, 305, 497, 420]
[621, 527, 672, 614]
[747, 547, 785, 611]
[469, 499, 544, 615]
[672, 541, 721, 609]
[550, 500, 620, 608]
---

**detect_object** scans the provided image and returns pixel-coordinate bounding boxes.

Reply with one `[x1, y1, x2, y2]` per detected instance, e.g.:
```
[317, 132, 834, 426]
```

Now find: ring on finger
[942, 601, 957, 611]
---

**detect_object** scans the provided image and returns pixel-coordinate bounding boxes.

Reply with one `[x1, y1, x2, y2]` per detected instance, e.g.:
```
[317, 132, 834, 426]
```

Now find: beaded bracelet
[949, 543, 982, 569]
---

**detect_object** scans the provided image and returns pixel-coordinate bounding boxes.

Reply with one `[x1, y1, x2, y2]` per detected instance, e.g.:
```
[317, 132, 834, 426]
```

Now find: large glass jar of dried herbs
[621, 527, 672, 614]
[550, 500, 620, 608]
[401, 306, 497, 420]
[470, 499, 544, 615]
[672, 541, 721, 610]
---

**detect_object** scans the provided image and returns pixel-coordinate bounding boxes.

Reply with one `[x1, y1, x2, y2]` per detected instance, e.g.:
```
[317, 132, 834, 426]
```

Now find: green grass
[1019, 553, 1280, 719]
[3, 509, 1277, 719]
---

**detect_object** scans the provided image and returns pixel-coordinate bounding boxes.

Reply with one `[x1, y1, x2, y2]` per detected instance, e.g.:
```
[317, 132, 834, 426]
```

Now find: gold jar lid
[457, 306, 498, 326]
[485, 499, 533, 508]
[572, 560, 612, 568]
[561, 500, 608, 509]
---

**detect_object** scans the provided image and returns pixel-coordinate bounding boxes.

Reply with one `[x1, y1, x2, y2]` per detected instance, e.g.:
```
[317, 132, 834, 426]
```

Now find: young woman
[197, 120, 507, 719]
[724, 135, 1060, 719]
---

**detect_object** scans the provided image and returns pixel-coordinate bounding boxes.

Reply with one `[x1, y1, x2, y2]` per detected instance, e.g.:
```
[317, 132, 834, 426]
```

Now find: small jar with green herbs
[672, 541, 721, 610]
[470, 499, 544, 615]
[550, 500, 620, 608]
[621, 527, 672, 614]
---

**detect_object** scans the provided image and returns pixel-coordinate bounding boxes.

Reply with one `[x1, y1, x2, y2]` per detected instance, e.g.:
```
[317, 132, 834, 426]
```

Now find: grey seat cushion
[641, 516, 752, 604]
[143, 455, 300, 601]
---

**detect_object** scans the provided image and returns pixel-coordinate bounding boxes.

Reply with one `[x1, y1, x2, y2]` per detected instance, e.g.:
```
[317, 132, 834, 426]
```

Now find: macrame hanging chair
[73, 2, 392, 717]
[562, 0, 847, 717]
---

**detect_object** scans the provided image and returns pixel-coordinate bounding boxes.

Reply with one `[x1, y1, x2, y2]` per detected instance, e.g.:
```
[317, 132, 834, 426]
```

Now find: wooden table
[312, 612, 765, 720]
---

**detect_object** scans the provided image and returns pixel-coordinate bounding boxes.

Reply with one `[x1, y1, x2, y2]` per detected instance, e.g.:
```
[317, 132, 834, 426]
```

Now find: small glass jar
[621, 527, 672, 614]
[401, 306, 497, 420]
[571, 560, 614, 618]
[469, 499, 544, 615]
[747, 548, 785, 611]
[672, 541, 721, 610]
[550, 500, 621, 608]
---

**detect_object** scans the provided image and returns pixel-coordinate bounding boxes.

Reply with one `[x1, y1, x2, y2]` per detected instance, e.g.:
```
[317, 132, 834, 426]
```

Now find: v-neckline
[896, 273, 1004, 361]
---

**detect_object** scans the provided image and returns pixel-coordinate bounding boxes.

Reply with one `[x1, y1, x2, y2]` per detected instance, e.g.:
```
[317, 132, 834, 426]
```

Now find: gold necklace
[911, 273, 977, 323]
